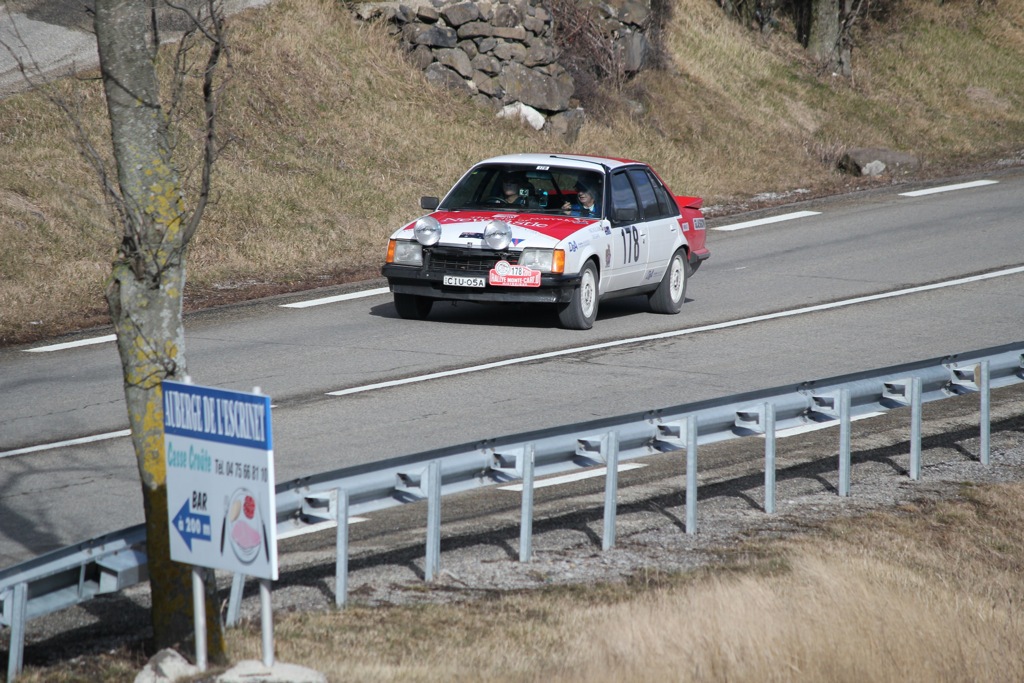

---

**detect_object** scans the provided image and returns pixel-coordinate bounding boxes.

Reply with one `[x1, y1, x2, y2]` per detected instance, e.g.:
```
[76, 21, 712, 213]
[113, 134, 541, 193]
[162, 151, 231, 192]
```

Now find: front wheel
[393, 293, 433, 320]
[648, 249, 690, 314]
[557, 261, 599, 330]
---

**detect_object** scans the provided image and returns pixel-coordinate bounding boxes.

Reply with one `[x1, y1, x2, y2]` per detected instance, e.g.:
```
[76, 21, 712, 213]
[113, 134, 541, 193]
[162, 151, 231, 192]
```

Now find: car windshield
[440, 164, 604, 216]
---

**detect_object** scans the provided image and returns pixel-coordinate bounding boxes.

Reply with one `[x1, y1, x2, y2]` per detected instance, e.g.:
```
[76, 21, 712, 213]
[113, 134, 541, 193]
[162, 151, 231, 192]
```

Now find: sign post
[162, 379, 277, 668]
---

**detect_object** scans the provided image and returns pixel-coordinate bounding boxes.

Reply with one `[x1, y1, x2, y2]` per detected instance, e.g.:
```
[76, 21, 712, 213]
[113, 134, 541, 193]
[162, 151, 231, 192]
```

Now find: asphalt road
[0, 0, 269, 98]
[1, 169, 1022, 567]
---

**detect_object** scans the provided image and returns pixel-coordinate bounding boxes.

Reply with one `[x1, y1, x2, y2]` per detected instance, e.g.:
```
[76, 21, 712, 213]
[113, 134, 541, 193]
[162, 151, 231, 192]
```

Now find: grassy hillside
[1, 0, 1022, 344]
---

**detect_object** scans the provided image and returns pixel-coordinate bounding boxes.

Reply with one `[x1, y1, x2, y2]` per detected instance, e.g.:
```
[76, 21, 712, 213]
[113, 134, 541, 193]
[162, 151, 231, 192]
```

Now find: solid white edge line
[327, 265, 1024, 398]
[280, 287, 390, 308]
[499, 463, 647, 492]
[0, 429, 132, 459]
[713, 210, 821, 232]
[899, 179, 998, 197]
[25, 334, 117, 353]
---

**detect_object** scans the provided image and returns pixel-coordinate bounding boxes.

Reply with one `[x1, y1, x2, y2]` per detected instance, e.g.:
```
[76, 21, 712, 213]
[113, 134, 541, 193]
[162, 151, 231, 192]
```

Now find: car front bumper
[381, 263, 583, 304]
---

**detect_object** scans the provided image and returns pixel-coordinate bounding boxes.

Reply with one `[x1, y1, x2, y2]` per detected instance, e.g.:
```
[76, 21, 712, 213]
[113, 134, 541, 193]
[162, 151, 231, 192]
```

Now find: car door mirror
[420, 196, 439, 210]
[612, 206, 637, 223]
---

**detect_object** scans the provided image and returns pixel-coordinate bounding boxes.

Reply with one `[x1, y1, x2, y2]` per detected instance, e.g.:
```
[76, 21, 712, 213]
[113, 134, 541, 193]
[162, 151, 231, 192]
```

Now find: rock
[134, 649, 198, 683]
[545, 107, 587, 144]
[492, 4, 521, 27]
[402, 23, 458, 48]
[408, 43, 434, 70]
[415, 5, 439, 23]
[457, 20, 494, 38]
[441, 2, 480, 27]
[617, 30, 650, 73]
[215, 659, 327, 683]
[471, 53, 502, 75]
[492, 39, 527, 62]
[839, 148, 921, 176]
[433, 47, 474, 77]
[498, 101, 547, 130]
[425, 62, 476, 94]
[498, 61, 573, 111]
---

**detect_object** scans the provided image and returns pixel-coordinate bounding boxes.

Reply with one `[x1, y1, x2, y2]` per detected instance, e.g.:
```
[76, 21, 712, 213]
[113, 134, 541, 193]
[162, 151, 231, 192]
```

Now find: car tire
[393, 293, 433, 320]
[557, 261, 599, 330]
[648, 249, 690, 314]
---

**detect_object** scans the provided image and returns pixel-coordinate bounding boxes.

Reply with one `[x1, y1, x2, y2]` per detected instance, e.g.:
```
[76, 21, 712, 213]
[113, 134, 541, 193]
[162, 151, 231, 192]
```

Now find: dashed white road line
[899, 179, 998, 197]
[22, 288, 391, 352]
[0, 429, 131, 459]
[24, 334, 117, 353]
[713, 210, 821, 232]
[499, 463, 646, 491]
[280, 287, 389, 309]
[761, 411, 886, 439]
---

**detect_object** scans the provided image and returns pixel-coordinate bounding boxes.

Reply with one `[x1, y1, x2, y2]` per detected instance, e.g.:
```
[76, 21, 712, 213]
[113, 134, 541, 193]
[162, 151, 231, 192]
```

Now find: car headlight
[483, 220, 512, 250]
[414, 216, 442, 246]
[389, 240, 423, 266]
[518, 248, 565, 274]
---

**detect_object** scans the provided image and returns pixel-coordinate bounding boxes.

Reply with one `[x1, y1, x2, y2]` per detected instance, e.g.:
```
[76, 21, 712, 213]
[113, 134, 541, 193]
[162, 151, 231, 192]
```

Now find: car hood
[399, 210, 601, 249]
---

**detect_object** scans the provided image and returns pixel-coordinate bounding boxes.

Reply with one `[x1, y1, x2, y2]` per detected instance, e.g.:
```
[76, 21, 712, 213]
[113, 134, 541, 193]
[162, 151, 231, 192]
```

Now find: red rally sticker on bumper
[488, 260, 542, 287]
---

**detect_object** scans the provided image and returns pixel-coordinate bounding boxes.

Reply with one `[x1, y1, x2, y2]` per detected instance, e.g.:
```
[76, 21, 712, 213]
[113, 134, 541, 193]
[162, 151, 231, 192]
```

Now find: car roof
[473, 153, 640, 172]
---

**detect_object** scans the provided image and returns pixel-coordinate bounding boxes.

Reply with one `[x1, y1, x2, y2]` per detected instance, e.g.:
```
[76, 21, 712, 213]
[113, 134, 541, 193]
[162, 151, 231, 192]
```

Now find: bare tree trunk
[808, 0, 840, 71]
[94, 0, 226, 660]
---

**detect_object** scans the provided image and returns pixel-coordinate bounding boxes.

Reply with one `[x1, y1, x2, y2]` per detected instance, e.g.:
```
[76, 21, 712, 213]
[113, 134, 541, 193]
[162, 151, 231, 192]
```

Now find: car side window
[647, 170, 679, 217]
[627, 168, 663, 220]
[610, 171, 639, 223]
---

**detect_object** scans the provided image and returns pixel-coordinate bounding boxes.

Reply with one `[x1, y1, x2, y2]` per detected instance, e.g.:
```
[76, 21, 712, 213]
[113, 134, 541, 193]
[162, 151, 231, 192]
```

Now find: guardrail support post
[910, 376, 923, 480]
[425, 460, 442, 582]
[6, 583, 27, 682]
[764, 402, 776, 513]
[603, 432, 620, 551]
[980, 361, 991, 465]
[335, 488, 349, 607]
[839, 388, 851, 497]
[519, 444, 536, 562]
[686, 415, 698, 535]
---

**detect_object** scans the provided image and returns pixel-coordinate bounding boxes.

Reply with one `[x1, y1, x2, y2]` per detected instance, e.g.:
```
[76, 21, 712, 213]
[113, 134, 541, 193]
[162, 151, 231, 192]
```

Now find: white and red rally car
[382, 153, 710, 329]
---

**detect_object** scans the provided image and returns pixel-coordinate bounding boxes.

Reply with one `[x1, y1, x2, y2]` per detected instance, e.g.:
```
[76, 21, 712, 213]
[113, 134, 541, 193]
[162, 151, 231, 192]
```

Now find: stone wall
[352, 0, 656, 142]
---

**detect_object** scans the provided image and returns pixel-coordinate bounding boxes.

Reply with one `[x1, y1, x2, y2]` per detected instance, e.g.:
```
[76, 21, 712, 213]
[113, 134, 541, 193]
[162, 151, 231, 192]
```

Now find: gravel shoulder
[6, 382, 1023, 671]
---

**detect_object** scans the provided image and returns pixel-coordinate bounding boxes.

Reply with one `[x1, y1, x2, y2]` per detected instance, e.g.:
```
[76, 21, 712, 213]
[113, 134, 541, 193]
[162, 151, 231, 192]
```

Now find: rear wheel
[648, 249, 690, 314]
[393, 293, 433, 320]
[557, 261, 599, 330]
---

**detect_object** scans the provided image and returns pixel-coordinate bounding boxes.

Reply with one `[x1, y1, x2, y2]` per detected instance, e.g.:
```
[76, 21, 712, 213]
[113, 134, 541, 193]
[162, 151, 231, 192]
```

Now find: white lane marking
[14, 265, 1024, 457]
[23, 288, 391, 352]
[899, 179, 998, 197]
[280, 287, 390, 309]
[25, 334, 117, 353]
[0, 429, 132, 459]
[278, 516, 369, 540]
[499, 463, 646, 492]
[327, 265, 1024, 397]
[761, 411, 885, 439]
[713, 211, 821, 232]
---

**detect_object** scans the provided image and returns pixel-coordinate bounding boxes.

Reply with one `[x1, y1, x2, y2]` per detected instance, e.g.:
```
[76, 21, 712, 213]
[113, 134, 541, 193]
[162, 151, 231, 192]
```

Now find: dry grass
[2, 0, 1024, 345]
[155, 482, 1024, 683]
[14, 480, 1024, 681]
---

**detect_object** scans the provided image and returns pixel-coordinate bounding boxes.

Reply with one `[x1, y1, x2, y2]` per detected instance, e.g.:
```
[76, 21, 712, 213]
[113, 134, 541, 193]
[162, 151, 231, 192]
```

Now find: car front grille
[426, 247, 518, 273]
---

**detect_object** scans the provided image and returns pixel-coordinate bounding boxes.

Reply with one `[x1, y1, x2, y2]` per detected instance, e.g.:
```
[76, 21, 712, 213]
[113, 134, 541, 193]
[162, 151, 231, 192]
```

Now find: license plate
[443, 275, 486, 288]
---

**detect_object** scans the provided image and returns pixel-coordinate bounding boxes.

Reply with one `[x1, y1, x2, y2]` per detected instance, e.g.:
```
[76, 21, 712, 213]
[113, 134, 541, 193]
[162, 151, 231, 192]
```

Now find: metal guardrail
[3, 340, 1023, 679]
